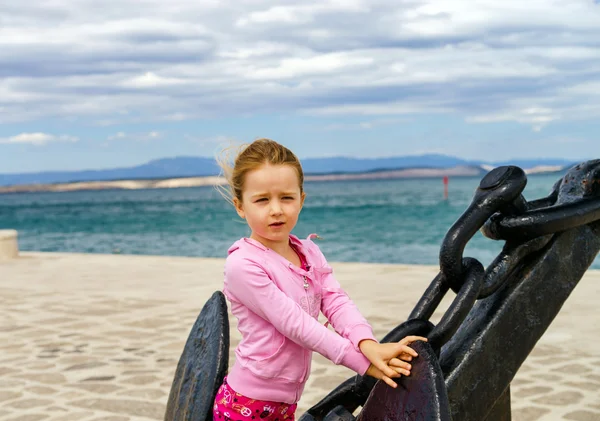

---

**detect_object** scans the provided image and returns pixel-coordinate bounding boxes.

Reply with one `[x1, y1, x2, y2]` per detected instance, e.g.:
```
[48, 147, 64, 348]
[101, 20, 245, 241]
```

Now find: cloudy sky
[1, 0, 600, 173]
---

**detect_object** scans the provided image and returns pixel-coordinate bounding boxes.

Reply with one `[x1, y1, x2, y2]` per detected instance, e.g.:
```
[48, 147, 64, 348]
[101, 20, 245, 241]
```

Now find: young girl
[213, 139, 426, 420]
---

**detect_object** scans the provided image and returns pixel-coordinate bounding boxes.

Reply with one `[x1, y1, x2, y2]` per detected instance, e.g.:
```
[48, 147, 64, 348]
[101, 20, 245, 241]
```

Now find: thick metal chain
[408, 166, 529, 351]
[411, 164, 600, 352]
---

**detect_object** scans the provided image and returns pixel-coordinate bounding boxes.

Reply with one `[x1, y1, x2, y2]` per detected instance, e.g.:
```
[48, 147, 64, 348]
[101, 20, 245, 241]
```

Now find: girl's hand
[393, 335, 428, 364]
[365, 362, 402, 388]
[359, 336, 428, 388]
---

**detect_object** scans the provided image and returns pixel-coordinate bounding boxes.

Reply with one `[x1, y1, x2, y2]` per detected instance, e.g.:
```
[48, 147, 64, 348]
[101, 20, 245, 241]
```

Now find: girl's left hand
[359, 336, 428, 387]
[390, 335, 428, 366]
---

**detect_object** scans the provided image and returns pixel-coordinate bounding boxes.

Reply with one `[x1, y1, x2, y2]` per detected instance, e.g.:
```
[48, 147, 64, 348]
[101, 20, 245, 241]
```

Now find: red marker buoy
[443, 175, 449, 200]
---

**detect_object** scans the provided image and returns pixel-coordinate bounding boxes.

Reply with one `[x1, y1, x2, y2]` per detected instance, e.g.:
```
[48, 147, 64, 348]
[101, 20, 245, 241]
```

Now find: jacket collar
[235, 234, 313, 275]
[240, 233, 304, 252]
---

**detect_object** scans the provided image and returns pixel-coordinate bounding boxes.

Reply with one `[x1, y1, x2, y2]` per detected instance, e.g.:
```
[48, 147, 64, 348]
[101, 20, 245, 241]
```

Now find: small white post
[0, 230, 19, 260]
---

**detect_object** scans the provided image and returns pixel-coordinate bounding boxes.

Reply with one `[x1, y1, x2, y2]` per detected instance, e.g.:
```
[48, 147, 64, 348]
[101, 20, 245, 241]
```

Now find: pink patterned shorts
[213, 376, 297, 421]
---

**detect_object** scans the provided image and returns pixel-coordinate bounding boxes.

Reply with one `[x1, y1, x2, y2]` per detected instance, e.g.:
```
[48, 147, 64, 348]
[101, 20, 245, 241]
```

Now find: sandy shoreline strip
[1, 252, 599, 421]
[0, 166, 484, 194]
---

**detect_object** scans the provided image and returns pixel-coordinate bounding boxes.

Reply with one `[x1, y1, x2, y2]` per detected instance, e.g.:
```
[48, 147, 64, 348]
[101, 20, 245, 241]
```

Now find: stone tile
[529, 345, 563, 358]
[564, 410, 600, 421]
[585, 374, 600, 383]
[69, 398, 165, 419]
[514, 386, 553, 398]
[0, 379, 26, 388]
[536, 373, 562, 381]
[511, 406, 551, 421]
[25, 363, 57, 371]
[4, 398, 54, 409]
[81, 376, 116, 382]
[64, 362, 107, 371]
[0, 367, 21, 376]
[0, 391, 22, 402]
[120, 375, 161, 386]
[532, 391, 584, 405]
[554, 364, 592, 375]
[16, 373, 67, 385]
[50, 412, 99, 421]
[70, 384, 121, 394]
[5, 415, 50, 421]
[58, 356, 99, 365]
[564, 381, 600, 391]
[45, 407, 68, 412]
[56, 391, 88, 400]
[118, 388, 165, 400]
[26, 386, 59, 395]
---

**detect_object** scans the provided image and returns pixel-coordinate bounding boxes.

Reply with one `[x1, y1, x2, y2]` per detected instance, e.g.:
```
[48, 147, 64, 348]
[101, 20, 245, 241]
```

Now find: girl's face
[234, 163, 305, 250]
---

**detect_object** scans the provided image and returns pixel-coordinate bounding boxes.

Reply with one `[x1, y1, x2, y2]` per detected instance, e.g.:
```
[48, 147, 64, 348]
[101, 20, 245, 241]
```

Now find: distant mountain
[482, 159, 578, 168]
[0, 157, 220, 187]
[299, 154, 475, 174]
[0, 154, 579, 187]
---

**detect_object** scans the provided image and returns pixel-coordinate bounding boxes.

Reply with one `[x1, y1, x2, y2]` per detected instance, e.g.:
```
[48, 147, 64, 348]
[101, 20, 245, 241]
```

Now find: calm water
[1, 173, 599, 269]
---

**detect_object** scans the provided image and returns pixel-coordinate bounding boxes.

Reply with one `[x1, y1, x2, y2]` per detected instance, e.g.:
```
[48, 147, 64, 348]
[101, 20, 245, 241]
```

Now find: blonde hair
[216, 138, 304, 206]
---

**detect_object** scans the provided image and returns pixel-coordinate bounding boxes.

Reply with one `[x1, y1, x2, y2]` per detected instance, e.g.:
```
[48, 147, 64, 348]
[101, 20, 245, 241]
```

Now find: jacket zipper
[288, 261, 312, 388]
[299, 273, 310, 384]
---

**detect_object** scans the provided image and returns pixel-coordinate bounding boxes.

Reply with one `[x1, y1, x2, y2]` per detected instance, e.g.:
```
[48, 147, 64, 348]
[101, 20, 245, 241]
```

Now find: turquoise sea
[1, 173, 599, 269]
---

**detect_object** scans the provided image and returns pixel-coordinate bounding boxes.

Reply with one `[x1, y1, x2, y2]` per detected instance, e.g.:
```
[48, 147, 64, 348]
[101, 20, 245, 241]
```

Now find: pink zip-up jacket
[222, 234, 378, 404]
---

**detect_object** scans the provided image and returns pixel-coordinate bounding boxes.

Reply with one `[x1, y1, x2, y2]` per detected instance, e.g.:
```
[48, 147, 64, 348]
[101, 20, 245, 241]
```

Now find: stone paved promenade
[1, 252, 599, 421]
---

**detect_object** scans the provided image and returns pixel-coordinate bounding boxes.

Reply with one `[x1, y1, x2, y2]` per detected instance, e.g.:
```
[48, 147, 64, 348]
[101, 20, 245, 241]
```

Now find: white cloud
[307, 101, 453, 116]
[323, 117, 407, 131]
[247, 52, 374, 79]
[0, 0, 599, 130]
[236, 2, 368, 27]
[0, 132, 79, 145]
[467, 106, 560, 132]
[184, 134, 237, 146]
[109, 132, 126, 140]
[123, 72, 187, 89]
[106, 131, 162, 141]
